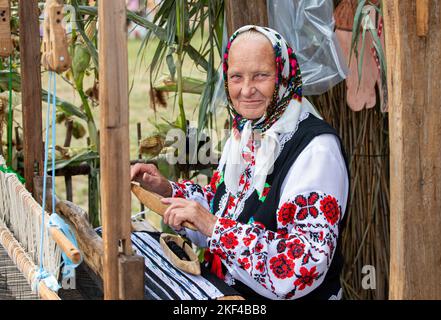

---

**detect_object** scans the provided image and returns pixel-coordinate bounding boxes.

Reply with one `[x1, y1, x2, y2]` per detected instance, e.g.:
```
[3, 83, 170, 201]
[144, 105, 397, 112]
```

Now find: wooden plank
[383, 0, 441, 299]
[225, 0, 268, 37]
[19, 0, 43, 194]
[99, 0, 143, 300]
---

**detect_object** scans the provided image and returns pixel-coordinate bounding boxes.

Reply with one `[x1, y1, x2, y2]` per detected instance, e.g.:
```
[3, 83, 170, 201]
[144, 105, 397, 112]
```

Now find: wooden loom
[1, 0, 242, 300]
[0, 0, 80, 300]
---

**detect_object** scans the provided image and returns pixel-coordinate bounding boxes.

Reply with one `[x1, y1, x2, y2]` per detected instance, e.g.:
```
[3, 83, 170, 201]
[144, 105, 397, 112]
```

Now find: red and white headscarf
[221, 25, 322, 196]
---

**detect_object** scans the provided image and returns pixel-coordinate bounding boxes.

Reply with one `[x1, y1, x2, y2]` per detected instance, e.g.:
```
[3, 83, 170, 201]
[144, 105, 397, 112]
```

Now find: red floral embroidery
[256, 261, 265, 273]
[238, 257, 251, 270]
[210, 248, 227, 260]
[254, 221, 266, 229]
[277, 202, 297, 226]
[203, 189, 214, 203]
[176, 182, 187, 190]
[320, 195, 340, 225]
[286, 238, 305, 259]
[267, 232, 275, 241]
[220, 232, 239, 249]
[255, 243, 264, 253]
[295, 192, 319, 220]
[243, 181, 250, 192]
[277, 228, 289, 239]
[277, 241, 287, 253]
[239, 174, 245, 186]
[262, 186, 270, 197]
[270, 254, 294, 279]
[219, 218, 236, 229]
[227, 196, 236, 210]
[210, 171, 221, 191]
[243, 234, 256, 246]
[294, 266, 319, 290]
[174, 189, 185, 198]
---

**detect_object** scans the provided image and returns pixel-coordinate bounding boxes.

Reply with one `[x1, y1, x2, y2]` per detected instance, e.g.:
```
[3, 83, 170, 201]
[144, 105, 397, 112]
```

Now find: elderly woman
[131, 26, 349, 300]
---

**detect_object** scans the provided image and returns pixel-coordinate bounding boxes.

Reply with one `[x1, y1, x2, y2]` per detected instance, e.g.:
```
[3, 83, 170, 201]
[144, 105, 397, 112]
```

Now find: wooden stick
[48, 227, 81, 264]
[19, 0, 44, 195]
[137, 123, 145, 213]
[131, 182, 198, 231]
[99, 0, 144, 300]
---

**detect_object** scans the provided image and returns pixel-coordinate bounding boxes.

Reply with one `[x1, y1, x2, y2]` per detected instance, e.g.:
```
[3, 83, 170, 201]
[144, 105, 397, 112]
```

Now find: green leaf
[53, 149, 99, 171]
[41, 90, 88, 121]
[349, 0, 367, 64]
[72, 44, 91, 85]
[154, 76, 205, 95]
[357, 24, 367, 88]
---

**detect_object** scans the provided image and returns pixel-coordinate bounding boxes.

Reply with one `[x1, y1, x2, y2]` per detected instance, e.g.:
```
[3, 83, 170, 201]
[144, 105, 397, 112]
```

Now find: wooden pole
[225, 0, 268, 37]
[99, 0, 144, 300]
[383, 0, 441, 299]
[19, 0, 43, 194]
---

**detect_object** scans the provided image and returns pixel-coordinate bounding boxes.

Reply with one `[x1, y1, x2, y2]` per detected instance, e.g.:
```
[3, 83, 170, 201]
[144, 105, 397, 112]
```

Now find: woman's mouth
[240, 100, 264, 107]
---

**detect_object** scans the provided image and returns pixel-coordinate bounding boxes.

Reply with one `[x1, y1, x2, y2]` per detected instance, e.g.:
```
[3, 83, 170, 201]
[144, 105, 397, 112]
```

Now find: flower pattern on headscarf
[223, 25, 303, 134]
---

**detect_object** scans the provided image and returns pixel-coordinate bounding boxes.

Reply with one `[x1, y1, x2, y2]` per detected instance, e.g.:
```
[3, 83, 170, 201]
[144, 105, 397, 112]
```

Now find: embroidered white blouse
[169, 112, 349, 300]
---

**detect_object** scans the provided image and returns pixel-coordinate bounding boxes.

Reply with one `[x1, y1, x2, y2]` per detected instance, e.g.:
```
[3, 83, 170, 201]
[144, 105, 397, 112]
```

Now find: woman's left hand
[161, 198, 218, 237]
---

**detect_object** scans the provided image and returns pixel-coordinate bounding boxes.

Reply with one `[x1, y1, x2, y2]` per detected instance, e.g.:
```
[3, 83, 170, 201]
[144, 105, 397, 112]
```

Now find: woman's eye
[255, 73, 269, 79]
[230, 74, 242, 80]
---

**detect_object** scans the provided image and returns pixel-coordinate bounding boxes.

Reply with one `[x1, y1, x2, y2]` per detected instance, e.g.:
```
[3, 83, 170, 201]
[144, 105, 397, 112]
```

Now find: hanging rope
[34, 70, 60, 293]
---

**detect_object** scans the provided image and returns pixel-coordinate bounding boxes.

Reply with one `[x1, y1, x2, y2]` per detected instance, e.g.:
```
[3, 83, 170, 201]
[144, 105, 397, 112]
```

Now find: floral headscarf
[221, 25, 321, 196]
[222, 25, 303, 133]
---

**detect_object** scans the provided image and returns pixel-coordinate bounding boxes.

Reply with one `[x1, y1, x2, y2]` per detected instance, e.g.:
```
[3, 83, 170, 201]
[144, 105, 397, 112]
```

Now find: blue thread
[40, 71, 54, 273]
[39, 72, 82, 290]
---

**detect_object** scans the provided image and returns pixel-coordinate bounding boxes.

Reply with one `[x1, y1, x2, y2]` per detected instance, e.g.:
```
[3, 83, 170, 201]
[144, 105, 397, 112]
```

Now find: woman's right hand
[130, 163, 173, 197]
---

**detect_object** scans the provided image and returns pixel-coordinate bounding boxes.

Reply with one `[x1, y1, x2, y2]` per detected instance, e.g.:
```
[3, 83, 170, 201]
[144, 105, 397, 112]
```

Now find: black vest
[211, 115, 350, 300]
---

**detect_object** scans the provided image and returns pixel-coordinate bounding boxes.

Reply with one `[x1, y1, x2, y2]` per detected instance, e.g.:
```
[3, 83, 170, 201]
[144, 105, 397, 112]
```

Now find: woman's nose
[241, 79, 256, 97]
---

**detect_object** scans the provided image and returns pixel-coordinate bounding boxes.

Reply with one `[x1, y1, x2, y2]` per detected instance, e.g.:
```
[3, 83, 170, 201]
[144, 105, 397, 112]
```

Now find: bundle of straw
[309, 81, 390, 300]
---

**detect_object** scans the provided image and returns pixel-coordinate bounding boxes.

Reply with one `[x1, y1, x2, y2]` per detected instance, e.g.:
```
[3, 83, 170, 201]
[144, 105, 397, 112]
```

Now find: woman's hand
[130, 163, 172, 197]
[161, 198, 218, 237]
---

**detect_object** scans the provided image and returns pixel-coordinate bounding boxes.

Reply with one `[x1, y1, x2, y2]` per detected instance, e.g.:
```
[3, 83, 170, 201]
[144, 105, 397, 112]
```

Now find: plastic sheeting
[210, 0, 348, 112]
[268, 0, 348, 95]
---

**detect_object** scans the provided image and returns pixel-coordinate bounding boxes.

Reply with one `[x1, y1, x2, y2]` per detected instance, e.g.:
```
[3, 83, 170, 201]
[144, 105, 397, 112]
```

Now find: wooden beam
[98, 0, 144, 300]
[383, 0, 441, 299]
[19, 0, 43, 194]
[225, 0, 268, 37]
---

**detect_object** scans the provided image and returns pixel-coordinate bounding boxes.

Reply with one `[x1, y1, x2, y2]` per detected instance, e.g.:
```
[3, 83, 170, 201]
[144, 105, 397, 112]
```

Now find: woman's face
[227, 36, 276, 120]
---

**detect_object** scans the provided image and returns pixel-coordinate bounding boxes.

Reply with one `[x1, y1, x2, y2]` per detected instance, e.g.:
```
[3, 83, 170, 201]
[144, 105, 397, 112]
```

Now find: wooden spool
[41, 0, 71, 72]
